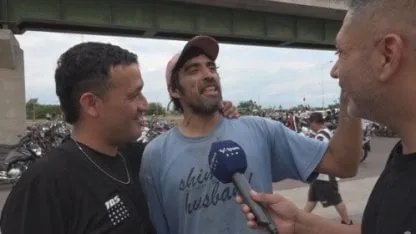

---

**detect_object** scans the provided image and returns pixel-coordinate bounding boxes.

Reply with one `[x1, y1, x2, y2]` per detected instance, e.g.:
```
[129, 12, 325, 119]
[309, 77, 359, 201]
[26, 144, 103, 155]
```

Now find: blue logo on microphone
[208, 140, 247, 183]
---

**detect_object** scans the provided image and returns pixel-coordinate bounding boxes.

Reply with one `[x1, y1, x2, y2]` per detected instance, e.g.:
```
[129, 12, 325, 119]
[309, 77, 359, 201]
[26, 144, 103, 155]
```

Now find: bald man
[237, 0, 416, 233]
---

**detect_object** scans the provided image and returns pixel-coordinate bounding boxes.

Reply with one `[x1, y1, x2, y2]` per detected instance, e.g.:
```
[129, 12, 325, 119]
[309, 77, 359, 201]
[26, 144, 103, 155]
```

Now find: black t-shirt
[362, 141, 416, 234]
[0, 140, 156, 234]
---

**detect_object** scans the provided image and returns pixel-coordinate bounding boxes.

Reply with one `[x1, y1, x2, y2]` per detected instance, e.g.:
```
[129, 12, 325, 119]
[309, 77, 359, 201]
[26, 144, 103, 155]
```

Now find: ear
[378, 33, 403, 82]
[168, 84, 181, 99]
[79, 92, 100, 118]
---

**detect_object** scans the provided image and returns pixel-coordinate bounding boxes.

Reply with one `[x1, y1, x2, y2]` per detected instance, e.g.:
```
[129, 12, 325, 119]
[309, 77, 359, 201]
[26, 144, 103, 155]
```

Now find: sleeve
[262, 118, 329, 183]
[139, 142, 170, 234]
[0, 167, 67, 234]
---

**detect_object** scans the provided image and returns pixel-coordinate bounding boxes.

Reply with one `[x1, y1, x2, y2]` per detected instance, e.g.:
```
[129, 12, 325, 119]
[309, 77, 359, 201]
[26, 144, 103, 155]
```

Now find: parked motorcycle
[0, 139, 42, 183]
[136, 119, 173, 143]
[0, 120, 71, 183]
[137, 127, 151, 144]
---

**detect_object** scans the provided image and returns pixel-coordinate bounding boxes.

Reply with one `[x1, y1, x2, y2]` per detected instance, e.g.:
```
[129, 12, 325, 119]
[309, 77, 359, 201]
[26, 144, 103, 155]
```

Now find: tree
[327, 103, 340, 109]
[147, 102, 166, 116]
[25, 98, 62, 119]
[26, 98, 39, 120]
[237, 100, 262, 115]
[36, 104, 62, 119]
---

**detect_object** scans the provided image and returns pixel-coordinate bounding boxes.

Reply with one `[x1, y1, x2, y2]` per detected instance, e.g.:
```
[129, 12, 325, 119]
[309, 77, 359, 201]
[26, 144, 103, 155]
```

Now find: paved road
[273, 136, 398, 191]
[271, 137, 399, 225]
[0, 137, 399, 217]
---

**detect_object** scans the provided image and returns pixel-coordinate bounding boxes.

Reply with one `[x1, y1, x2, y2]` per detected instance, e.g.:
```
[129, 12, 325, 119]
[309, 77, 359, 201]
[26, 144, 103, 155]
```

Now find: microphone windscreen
[208, 140, 247, 183]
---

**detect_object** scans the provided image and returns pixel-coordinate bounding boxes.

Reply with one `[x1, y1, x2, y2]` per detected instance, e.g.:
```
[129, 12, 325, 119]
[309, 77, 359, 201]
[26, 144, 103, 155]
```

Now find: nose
[138, 96, 149, 113]
[330, 60, 339, 79]
[203, 76, 215, 83]
[201, 65, 214, 78]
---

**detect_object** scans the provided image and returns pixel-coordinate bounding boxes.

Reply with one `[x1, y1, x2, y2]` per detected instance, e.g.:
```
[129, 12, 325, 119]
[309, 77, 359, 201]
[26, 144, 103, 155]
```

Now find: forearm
[295, 210, 361, 234]
[328, 94, 362, 177]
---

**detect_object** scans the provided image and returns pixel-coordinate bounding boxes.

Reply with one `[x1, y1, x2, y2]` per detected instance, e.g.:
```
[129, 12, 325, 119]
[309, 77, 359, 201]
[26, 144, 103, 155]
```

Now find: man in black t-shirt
[0, 42, 156, 234]
[236, 0, 416, 233]
[0, 42, 239, 234]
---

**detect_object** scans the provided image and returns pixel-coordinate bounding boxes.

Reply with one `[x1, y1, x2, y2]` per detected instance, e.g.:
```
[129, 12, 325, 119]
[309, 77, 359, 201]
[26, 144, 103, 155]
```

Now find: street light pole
[321, 75, 324, 109]
[321, 60, 333, 109]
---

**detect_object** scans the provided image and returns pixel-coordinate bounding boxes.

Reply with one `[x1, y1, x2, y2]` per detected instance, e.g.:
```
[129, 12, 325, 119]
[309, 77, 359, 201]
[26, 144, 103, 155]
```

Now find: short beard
[188, 97, 222, 115]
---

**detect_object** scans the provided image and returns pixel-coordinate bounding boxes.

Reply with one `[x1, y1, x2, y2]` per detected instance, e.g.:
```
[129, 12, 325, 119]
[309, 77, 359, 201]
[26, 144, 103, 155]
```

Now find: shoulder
[119, 142, 147, 175]
[119, 141, 146, 162]
[229, 116, 283, 130]
[385, 140, 403, 165]
[143, 130, 170, 154]
[140, 130, 172, 169]
[120, 141, 146, 155]
[9, 145, 73, 194]
[32, 142, 72, 172]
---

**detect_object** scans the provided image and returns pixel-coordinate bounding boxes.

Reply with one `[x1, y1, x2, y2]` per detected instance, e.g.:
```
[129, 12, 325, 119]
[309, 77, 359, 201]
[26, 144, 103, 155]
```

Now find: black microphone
[208, 140, 279, 234]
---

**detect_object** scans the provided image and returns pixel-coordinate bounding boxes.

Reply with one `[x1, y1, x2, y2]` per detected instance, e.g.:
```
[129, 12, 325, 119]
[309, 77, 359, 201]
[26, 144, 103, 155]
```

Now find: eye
[128, 91, 141, 100]
[189, 67, 198, 73]
[209, 64, 219, 71]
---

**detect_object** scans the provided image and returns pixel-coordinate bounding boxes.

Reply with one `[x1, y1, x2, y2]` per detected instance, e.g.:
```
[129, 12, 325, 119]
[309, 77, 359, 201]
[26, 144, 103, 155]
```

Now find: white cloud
[15, 31, 338, 108]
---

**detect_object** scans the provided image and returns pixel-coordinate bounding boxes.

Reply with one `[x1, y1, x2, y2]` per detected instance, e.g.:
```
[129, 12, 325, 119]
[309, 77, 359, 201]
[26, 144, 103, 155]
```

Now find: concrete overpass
[0, 0, 348, 145]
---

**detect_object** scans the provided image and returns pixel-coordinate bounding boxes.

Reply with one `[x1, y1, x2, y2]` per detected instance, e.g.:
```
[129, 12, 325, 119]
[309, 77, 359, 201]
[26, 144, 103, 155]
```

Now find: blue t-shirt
[139, 116, 328, 234]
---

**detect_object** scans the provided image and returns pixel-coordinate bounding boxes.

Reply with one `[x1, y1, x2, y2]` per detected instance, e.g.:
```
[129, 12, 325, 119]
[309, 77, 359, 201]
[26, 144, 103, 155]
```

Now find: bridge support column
[0, 29, 26, 145]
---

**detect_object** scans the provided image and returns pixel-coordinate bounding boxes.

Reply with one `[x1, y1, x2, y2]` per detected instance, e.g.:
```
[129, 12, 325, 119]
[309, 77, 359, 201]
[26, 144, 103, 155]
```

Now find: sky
[15, 31, 339, 109]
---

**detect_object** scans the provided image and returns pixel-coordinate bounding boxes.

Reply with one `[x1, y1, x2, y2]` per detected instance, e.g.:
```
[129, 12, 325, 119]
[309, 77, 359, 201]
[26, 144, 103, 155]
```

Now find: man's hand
[237, 191, 362, 234]
[236, 190, 299, 234]
[219, 101, 240, 118]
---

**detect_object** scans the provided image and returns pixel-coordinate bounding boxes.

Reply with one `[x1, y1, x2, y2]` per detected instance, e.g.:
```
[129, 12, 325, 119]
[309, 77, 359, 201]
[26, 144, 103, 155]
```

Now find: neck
[384, 81, 416, 154]
[72, 122, 118, 156]
[393, 119, 416, 154]
[377, 92, 416, 154]
[178, 111, 220, 137]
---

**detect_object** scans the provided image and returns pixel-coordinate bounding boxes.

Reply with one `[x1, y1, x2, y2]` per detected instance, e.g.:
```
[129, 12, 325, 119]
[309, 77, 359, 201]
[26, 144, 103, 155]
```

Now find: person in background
[303, 112, 353, 225]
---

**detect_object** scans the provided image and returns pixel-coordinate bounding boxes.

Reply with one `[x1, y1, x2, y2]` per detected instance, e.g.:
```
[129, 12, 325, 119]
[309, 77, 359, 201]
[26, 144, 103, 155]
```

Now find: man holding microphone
[237, 0, 416, 233]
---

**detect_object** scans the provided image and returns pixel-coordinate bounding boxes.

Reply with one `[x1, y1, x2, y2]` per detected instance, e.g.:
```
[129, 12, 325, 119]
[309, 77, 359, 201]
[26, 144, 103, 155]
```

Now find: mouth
[200, 85, 219, 96]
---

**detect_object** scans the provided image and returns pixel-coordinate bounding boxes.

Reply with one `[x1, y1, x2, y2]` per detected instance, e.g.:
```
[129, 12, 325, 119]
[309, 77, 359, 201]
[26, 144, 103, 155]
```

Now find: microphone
[208, 140, 279, 234]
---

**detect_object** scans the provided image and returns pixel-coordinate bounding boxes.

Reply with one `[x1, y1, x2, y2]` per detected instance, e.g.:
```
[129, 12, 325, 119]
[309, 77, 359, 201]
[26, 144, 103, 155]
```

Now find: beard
[188, 94, 222, 115]
[183, 78, 223, 115]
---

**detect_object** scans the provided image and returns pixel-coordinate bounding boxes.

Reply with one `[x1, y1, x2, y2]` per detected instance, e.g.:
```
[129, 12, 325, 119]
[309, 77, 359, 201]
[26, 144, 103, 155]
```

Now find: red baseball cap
[165, 35, 219, 95]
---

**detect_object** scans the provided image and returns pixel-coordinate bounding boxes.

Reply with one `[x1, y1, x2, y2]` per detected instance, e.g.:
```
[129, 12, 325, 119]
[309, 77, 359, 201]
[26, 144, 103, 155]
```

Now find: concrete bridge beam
[0, 29, 25, 145]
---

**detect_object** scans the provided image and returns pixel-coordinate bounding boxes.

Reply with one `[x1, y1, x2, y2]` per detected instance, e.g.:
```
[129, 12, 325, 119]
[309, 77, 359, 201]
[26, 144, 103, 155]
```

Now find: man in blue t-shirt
[139, 35, 362, 234]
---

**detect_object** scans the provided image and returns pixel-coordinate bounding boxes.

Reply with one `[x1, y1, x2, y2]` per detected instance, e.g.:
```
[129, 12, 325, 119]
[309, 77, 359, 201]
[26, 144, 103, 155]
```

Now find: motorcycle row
[0, 120, 71, 183]
[0, 117, 174, 184]
[0, 115, 371, 184]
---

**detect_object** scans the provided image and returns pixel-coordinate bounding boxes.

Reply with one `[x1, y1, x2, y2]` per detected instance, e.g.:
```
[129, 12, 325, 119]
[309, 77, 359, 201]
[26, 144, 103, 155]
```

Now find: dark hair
[54, 42, 138, 124]
[170, 70, 184, 112]
[309, 112, 325, 124]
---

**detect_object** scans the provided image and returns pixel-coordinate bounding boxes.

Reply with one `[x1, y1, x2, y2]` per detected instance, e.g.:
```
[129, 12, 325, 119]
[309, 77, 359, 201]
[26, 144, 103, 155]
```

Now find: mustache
[199, 78, 219, 91]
